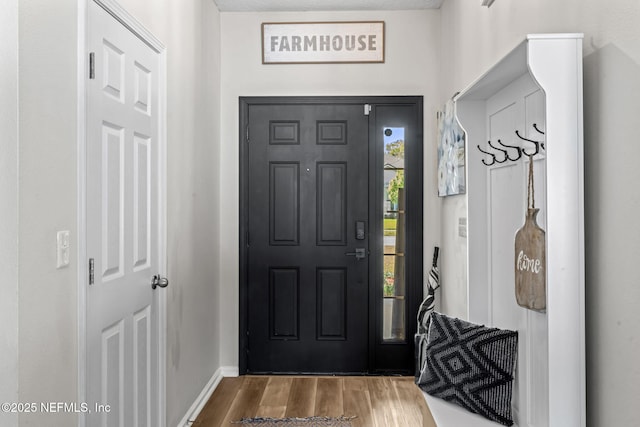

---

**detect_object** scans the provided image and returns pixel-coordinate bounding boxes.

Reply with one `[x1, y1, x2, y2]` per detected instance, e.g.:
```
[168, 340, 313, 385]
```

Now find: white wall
[18, 0, 79, 424]
[438, 0, 640, 425]
[15, 0, 222, 426]
[0, 0, 19, 426]
[219, 10, 441, 368]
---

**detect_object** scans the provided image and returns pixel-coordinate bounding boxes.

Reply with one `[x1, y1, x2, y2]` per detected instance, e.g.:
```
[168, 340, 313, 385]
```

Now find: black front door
[240, 96, 424, 375]
[244, 100, 369, 373]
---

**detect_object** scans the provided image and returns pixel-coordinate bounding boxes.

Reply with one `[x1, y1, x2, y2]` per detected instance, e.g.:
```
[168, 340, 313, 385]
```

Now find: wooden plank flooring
[191, 376, 436, 427]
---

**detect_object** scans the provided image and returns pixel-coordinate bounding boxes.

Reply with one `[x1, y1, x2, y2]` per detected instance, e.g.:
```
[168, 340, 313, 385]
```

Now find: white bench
[423, 393, 513, 427]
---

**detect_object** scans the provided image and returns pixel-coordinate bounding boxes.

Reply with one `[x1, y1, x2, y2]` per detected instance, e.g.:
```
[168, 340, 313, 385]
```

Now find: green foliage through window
[385, 139, 404, 158]
[387, 171, 404, 205]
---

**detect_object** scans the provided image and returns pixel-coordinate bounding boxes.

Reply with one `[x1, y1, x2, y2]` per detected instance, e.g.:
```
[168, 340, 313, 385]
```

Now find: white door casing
[84, 1, 166, 426]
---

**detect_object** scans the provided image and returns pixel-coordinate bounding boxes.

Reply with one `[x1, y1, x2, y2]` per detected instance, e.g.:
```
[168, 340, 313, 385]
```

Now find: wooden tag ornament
[515, 157, 546, 311]
[515, 208, 546, 311]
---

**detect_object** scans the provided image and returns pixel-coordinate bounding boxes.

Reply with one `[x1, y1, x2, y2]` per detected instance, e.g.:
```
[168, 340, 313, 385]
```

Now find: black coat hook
[497, 139, 522, 161]
[532, 124, 546, 149]
[515, 130, 542, 156]
[477, 144, 497, 166]
[487, 140, 509, 163]
[533, 123, 545, 135]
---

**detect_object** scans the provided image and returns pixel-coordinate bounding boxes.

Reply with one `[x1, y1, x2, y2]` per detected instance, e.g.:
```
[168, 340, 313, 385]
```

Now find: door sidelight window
[382, 127, 405, 342]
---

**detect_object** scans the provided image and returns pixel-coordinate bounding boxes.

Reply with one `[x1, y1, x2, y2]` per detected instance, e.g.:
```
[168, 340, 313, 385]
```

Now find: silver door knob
[151, 275, 169, 289]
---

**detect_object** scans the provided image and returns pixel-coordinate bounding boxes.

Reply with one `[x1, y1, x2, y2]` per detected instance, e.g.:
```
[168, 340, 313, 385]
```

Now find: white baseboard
[176, 365, 240, 427]
[177, 368, 223, 427]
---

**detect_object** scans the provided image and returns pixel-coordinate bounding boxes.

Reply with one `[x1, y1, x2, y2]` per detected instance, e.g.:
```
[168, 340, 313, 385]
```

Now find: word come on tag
[514, 208, 546, 311]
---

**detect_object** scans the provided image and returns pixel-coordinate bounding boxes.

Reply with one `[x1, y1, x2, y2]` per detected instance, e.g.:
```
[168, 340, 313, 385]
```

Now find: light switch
[458, 217, 467, 238]
[57, 230, 70, 269]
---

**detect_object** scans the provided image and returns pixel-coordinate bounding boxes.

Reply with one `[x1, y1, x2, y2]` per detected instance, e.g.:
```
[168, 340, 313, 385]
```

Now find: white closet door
[86, 2, 163, 426]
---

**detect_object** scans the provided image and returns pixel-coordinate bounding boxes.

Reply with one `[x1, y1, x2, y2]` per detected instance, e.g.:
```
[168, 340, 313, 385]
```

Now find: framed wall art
[437, 99, 466, 197]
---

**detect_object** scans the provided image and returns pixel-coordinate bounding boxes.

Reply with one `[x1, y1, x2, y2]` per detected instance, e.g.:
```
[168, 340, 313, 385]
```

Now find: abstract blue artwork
[437, 100, 466, 197]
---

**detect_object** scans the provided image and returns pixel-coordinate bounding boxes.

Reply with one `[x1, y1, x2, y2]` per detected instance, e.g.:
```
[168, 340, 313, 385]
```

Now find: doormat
[232, 416, 356, 426]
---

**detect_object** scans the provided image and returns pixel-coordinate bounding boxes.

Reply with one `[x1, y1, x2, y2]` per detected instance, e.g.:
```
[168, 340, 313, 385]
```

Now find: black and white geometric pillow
[419, 312, 518, 426]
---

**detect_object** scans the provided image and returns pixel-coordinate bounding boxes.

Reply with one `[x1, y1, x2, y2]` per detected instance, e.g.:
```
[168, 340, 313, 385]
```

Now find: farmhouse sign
[262, 21, 385, 64]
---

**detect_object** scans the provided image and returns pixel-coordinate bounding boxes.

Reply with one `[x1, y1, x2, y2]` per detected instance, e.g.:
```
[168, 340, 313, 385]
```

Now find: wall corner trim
[221, 365, 240, 377]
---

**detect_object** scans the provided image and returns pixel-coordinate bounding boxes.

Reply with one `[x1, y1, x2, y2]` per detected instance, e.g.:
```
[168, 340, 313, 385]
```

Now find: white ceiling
[213, 0, 445, 12]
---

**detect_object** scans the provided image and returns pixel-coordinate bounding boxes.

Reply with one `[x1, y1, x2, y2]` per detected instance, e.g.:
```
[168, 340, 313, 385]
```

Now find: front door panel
[247, 103, 369, 373]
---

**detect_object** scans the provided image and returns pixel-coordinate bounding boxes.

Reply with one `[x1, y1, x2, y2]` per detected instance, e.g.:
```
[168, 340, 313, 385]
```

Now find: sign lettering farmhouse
[262, 22, 385, 64]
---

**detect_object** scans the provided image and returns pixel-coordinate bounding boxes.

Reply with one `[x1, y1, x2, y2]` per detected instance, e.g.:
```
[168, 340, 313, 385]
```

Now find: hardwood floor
[191, 376, 436, 427]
